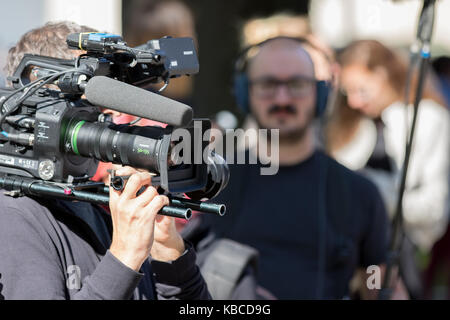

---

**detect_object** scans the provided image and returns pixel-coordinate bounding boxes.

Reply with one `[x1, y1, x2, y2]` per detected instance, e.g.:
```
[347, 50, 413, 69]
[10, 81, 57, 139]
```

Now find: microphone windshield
[84, 76, 193, 127]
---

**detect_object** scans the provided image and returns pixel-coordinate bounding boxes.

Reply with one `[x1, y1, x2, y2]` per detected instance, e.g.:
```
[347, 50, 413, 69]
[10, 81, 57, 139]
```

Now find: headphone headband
[234, 36, 332, 74]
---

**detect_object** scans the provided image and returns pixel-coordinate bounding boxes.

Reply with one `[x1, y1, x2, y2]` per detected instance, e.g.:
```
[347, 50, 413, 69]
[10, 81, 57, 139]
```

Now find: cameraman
[0, 21, 210, 300]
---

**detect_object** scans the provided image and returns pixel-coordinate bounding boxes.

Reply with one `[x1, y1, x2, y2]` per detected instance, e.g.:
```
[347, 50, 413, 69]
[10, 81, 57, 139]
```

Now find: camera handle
[0, 174, 226, 220]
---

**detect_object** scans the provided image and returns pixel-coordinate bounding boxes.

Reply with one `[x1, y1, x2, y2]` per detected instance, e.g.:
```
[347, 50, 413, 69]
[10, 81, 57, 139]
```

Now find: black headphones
[233, 36, 331, 117]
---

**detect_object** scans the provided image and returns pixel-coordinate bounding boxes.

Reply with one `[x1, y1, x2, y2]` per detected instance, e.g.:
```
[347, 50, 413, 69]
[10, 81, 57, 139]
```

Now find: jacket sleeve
[400, 104, 449, 251]
[0, 206, 143, 300]
[149, 241, 211, 300]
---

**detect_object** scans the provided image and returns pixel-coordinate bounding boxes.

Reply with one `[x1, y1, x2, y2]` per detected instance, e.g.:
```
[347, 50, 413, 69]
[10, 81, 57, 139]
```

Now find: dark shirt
[204, 150, 389, 299]
[0, 192, 210, 300]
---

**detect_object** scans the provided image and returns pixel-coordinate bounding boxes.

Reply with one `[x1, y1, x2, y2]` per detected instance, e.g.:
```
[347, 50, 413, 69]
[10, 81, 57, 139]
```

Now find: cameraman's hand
[109, 167, 167, 271]
[108, 167, 184, 272]
[151, 214, 185, 262]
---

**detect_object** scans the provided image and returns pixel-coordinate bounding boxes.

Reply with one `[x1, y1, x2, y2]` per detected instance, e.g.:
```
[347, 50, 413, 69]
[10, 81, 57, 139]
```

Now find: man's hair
[4, 21, 97, 79]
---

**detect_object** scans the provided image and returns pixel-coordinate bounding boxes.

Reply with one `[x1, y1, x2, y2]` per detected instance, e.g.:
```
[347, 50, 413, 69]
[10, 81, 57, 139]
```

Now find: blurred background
[0, 0, 449, 299]
[1, 0, 450, 118]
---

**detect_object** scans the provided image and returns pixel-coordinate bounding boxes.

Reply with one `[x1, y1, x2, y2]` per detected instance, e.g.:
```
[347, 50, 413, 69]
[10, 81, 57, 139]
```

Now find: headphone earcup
[315, 80, 330, 117]
[233, 73, 250, 114]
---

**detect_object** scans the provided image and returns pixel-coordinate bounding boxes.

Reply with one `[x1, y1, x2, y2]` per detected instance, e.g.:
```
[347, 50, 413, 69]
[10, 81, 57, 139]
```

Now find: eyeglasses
[249, 76, 316, 99]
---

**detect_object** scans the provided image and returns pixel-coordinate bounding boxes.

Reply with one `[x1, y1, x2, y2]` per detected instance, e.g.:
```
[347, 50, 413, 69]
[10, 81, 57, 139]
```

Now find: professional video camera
[0, 33, 229, 219]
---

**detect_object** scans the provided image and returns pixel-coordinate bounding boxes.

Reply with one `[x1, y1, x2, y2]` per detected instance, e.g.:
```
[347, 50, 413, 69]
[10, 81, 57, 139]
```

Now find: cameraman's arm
[0, 203, 143, 300]
[0, 170, 169, 300]
[77, 170, 176, 300]
[149, 241, 211, 300]
[149, 218, 211, 300]
[111, 166, 211, 300]
[0, 205, 68, 299]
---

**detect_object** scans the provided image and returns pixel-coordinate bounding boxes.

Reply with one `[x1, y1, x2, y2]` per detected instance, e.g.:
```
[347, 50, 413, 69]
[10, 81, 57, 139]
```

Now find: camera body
[0, 88, 99, 182]
[0, 33, 227, 202]
[10, 35, 199, 89]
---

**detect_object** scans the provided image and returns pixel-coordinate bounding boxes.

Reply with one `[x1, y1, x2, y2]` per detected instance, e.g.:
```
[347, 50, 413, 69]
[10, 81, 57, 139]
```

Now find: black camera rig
[0, 33, 228, 219]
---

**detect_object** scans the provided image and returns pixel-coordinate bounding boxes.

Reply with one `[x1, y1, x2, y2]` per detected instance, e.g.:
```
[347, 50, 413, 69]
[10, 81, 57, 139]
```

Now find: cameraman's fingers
[143, 195, 170, 221]
[155, 214, 176, 230]
[133, 185, 159, 208]
[109, 182, 120, 213]
[115, 166, 151, 176]
[109, 165, 137, 204]
[121, 171, 152, 200]
[115, 166, 138, 177]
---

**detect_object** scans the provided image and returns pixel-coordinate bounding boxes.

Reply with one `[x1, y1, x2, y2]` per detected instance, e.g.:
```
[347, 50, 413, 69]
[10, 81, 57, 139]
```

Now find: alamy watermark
[66, 265, 81, 290]
[168, 120, 280, 176]
[366, 265, 381, 290]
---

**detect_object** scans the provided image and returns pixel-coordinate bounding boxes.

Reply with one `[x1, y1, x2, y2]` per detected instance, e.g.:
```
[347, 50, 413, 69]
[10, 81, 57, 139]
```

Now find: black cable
[0, 71, 63, 131]
[0, 80, 44, 138]
[0, 75, 51, 115]
[0, 68, 93, 134]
